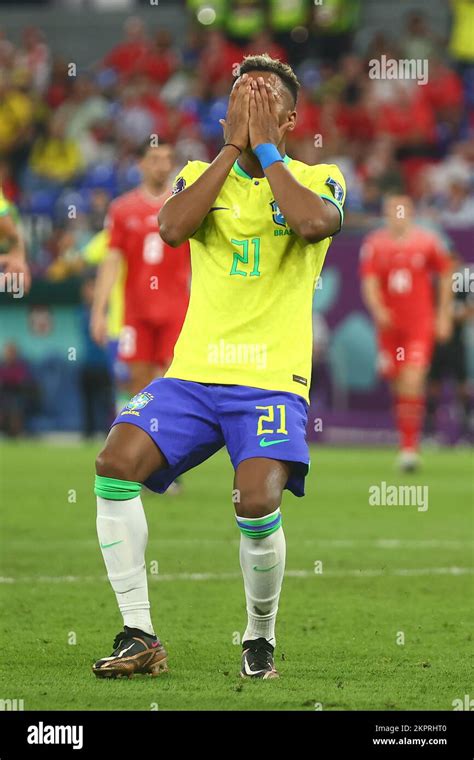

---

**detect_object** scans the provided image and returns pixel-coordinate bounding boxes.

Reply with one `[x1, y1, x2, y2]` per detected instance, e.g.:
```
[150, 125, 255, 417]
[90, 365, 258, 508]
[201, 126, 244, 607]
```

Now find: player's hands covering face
[249, 76, 293, 151]
[219, 74, 251, 152]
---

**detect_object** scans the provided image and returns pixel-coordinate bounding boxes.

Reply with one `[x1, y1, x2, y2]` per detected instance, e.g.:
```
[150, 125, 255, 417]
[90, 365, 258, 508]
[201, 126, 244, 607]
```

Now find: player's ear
[285, 110, 297, 132]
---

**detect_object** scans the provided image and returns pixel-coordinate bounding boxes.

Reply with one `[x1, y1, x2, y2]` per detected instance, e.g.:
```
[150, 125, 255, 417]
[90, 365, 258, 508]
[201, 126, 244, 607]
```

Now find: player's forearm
[91, 251, 121, 316]
[437, 271, 454, 320]
[362, 276, 385, 319]
[264, 163, 340, 242]
[158, 145, 240, 246]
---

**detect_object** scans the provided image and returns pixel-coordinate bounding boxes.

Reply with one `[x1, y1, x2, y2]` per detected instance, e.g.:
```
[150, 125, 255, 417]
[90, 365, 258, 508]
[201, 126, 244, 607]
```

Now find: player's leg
[93, 422, 168, 678]
[234, 457, 289, 679]
[118, 321, 156, 396]
[392, 362, 429, 471]
[221, 385, 310, 679]
[378, 328, 430, 470]
[128, 361, 156, 395]
[105, 338, 131, 414]
[92, 378, 225, 678]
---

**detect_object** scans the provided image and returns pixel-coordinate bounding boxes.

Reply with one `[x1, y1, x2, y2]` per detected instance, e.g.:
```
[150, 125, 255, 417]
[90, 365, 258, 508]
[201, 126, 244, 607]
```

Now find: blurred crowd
[0, 4, 473, 283]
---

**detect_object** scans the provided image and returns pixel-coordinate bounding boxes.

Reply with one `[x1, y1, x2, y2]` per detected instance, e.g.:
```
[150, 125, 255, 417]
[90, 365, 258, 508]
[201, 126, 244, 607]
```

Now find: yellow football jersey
[165, 157, 345, 401]
[83, 229, 126, 341]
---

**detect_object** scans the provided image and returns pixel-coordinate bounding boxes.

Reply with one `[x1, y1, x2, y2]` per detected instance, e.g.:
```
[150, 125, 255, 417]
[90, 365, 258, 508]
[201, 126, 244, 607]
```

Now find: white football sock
[238, 520, 286, 648]
[96, 495, 154, 636]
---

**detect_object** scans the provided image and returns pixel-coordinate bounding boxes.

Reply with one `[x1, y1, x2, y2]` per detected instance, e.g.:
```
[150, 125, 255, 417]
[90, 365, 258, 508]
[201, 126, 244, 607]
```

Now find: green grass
[0, 442, 472, 711]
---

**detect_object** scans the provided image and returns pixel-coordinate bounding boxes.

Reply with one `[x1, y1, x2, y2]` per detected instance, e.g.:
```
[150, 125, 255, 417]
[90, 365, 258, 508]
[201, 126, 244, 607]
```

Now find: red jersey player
[91, 141, 190, 395]
[360, 195, 453, 471]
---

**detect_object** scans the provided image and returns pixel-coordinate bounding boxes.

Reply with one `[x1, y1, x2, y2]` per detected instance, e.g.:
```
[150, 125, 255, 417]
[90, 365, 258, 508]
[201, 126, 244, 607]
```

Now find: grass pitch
[0, 442, 472, 711]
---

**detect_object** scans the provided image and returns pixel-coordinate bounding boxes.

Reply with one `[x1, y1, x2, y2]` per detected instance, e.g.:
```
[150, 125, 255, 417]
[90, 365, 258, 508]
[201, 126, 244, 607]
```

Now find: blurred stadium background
[0, 0, 473, 445]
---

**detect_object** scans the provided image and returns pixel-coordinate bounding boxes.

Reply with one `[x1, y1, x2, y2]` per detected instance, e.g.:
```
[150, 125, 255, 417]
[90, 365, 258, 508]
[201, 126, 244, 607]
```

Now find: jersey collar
[232, 154, 291, 180]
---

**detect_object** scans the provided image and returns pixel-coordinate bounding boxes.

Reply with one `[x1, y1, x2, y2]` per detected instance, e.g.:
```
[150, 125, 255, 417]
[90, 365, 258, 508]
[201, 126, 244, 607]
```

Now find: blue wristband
[254, 143, 283, 171]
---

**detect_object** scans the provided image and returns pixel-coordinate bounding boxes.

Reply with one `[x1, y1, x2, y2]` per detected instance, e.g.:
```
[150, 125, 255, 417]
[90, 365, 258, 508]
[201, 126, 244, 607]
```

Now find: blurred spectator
[45, 57, 71, 109]
[439, 179, 474, 228]
[27, 114, 83, 188]
[400, 12, 438, 61]
[244, 29, 287, 62]
[0, 342, 34, 437]
[55, 74, 109, 165]
[14, 26, 51, 93]
[422, 58, 464, 138]
[116, 75, 169, 146]
[375, 83, 436, 153]
[0, 70, 35, 155]
[312, 0, 359, 62]
[135, 28, 179, 85]
[198, 30, 240, 85]
[102, 16, 150, 79]
[56, 74, 108, 142]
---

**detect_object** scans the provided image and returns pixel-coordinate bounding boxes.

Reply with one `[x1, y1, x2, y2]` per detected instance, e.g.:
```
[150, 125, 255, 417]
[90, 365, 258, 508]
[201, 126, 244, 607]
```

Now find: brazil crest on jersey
[165, 157, 346, 401]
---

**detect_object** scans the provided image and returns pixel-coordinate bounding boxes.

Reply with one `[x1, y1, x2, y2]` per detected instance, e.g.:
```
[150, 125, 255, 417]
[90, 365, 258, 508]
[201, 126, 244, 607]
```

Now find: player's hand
[219, 74, 251, 152]
[249, 77, 292, 150]
[0, 253, 31, 294]
[374, 306, 392, 330]
[435, 312, 452, 343]
[90, 309, 108, 347]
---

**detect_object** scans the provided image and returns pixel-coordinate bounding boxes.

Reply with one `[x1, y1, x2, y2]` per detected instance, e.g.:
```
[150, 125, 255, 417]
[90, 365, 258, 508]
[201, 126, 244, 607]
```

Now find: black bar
[0, 710, 472, 757]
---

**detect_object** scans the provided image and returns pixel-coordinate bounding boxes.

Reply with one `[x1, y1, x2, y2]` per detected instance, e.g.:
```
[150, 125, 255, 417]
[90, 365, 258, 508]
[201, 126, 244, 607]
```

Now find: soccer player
[90, 141, 190, 396]
[0, 188, 30, 294]
[360, 195, 453, 471]
[92, 56, 346, 680]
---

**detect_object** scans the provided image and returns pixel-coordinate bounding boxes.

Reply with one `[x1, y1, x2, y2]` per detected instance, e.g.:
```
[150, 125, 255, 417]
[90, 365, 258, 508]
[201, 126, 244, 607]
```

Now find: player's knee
[95, 446, 137, 482]
[236, 487, 282, 518]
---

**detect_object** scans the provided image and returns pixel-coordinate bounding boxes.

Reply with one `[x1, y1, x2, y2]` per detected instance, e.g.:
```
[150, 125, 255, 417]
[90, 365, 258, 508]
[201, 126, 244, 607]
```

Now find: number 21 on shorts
[256, 405, 288, 436]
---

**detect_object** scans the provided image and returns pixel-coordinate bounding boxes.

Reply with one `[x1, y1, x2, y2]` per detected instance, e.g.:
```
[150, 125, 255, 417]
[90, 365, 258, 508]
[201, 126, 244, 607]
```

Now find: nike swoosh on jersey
[209, 206, 230, 211]
[259, 437, 290, 448]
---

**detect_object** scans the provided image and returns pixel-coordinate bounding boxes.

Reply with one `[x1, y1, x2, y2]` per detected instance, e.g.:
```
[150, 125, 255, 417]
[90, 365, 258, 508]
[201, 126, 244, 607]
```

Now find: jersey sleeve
[359, 236, 379, 278]
[305, 164, 347, 232]
[105, 202, 125, 253]
[169, 160, 209, 197]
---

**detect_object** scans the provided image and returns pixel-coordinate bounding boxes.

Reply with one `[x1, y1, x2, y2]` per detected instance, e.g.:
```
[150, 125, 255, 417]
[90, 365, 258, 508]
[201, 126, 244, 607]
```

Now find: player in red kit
[360, 195, 453, 471]
[91, 141, 190, 395]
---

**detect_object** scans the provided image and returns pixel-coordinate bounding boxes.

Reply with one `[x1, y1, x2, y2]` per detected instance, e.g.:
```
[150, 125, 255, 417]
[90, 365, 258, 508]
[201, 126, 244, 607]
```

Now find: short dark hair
[135, 137, 169, 159]
[238, 54, 300, 105]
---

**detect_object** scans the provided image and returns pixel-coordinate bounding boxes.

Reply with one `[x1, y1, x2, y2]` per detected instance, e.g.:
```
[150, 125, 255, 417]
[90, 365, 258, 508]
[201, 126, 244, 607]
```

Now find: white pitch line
[3, 538, 473, 549]
[0, 567, 473, 585]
